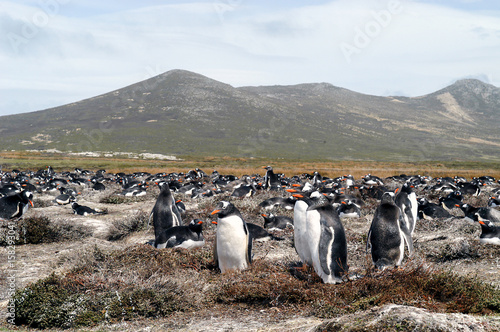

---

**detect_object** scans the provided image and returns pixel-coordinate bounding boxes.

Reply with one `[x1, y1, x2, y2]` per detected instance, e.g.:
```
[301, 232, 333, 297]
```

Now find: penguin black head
[381, 192, 396, 204]
[188, 219, 204, 233]
[211, 201, 237, 218]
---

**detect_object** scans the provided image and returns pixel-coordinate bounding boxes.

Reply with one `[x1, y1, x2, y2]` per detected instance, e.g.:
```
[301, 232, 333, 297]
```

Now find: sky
[1, 0, 500, 116]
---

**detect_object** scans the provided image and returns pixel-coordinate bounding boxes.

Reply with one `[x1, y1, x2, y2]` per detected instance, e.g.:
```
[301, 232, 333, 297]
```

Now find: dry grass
[11, 243, 500, 329]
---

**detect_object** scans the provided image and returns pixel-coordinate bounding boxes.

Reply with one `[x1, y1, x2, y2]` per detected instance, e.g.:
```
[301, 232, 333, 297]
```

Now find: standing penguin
[211, 201, 252, 273]
[262, 166, 281, 191]
[367, 192, 413, 270]
[290, 190, 321, 268]
[395, 182, 418, 236]
[306, 194, 349, 284]
[152, 182, 182, 248]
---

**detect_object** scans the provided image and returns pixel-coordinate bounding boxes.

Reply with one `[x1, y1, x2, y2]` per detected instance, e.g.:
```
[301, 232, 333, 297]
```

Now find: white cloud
[0, 0, 499, 115]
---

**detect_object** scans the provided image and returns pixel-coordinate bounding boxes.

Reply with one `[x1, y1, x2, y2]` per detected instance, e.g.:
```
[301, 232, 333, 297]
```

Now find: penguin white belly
[408, 192, 418, 233]
[177, 238, 205, 249]
[396, 221, 406, 266]
[306, 209, 322, 277]
[217, 216, 249, 273]
[293, 201, 312, 265]
[479, 237, 500, 245]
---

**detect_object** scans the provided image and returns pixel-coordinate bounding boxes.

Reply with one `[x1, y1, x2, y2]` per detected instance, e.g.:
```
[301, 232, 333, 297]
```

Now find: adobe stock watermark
[7, 0, 71, 54]
[340, 0, 403, 64]
[213, 0, 243, 23]
[5, 219, 18, 325]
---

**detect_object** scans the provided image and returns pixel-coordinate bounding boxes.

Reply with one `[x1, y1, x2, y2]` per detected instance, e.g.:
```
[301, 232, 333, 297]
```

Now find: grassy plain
[1, 151, 499, 179]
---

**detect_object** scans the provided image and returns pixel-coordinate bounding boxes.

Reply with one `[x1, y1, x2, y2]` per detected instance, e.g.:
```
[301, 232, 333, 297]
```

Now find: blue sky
[1, 0, 499, 116]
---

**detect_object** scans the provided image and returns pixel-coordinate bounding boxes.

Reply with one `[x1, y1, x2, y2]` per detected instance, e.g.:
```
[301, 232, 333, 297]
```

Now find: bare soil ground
[1, 179, 500, 331]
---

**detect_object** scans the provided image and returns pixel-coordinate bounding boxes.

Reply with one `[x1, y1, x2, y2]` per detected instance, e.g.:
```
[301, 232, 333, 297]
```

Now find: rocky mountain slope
[1, 70, 499, 161]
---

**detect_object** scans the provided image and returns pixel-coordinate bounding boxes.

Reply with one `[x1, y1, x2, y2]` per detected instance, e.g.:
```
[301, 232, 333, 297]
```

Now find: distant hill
[1, 70, 499, 161]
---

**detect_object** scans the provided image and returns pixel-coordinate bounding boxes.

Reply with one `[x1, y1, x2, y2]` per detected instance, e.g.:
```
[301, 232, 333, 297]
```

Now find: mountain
[1, 70, 499, 161]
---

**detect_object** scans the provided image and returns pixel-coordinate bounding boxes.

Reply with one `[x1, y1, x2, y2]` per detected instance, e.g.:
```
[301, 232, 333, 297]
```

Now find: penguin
[230, 183, 257, 198]
[306, 194, 349, 283]
[337, 199, 361, 219]
[363, 174, 384, 186]
[474, 207, 500, 245]
[261, 213, 294, 231]
[71, 202, 107, 216]
[258, 196, 296, 211]
[91, 179, 106, 191]
[395, 182, 418, 236]
[175, 199, 186, 215]
[211, 201, 252, 273]
[0, 190, 34, 219]
[418, 198, 452, 220]
[262, 166, 281, 191]
[488, 196, 500, 208]
[151, 182, 182, 247]
[367, 192, 413, 270]
[246, 222, 275, 241]
[439, 196, 463, 212]
[291, 191, 322, 268]
[155, 219, 205, 249]
[457, 203, 480, 222]
[54, 192, 76, 205]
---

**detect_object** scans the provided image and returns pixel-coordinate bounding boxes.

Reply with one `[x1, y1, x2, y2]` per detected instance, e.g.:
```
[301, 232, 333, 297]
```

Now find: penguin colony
[1, 166, 499, 281]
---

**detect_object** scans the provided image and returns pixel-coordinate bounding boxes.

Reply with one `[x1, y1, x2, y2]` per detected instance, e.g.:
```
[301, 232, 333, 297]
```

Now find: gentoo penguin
[418, 198, 451, 220]
[367, 192, 413, 270]
[363, 174, 384, 186]
[337, 199, 361, 219]
[246, 222, 274, 241]
[474, 207, 500, 245]
[54, 192, 76, 205]
[488, 196, 500, 208]
[0, 190, 34, 219]
[262, 166, 281, 191]
[230, 183, 257, 198]
[261, 213, 294, 231]
[395, 182, 418, 235]
[91, 179, 106, 191]
[71, 202, 106, 216]
[258, 196, 296, 211]
[306, 194, 349, 283]
[151, 182, 182, 247]
[291, 191, 322, 268]
[211, 201, 252, 273]
[155, 219, 205, 249]
[456, 203, 479, 222]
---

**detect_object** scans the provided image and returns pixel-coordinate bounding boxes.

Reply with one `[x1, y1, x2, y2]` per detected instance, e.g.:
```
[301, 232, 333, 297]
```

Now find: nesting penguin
[367, 192, 413, 270]
[71, 202, 107, 216]
[337, 199, 361, 219]
[151, 182, 182, 247]
[261, 213, 294, 231]
[0, 190, 34, 219]
[155, 219, 205, 249]
[211, 201, 252, 273]
[306, 194, 349, 284]
[475, 207, 500, 245]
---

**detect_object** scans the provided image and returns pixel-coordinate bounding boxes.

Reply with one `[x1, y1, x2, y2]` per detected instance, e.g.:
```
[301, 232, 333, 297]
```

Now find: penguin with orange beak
[211, 201, 252, 273]
[0, 190, 34, 219]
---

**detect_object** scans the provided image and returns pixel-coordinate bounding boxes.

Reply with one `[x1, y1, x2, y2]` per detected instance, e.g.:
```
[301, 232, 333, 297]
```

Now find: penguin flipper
[213, 238, 219, 269]
[246, 232, 252, 264]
